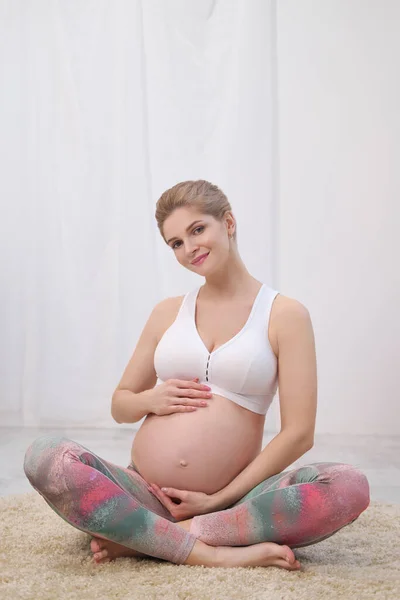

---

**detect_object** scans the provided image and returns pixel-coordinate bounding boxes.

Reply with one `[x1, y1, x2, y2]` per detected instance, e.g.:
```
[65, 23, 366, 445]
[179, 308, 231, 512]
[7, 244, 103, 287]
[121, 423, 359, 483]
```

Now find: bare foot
[90, 536, 147, 564]
[214, 542, 301, 570]
[90, 535, 301, 571]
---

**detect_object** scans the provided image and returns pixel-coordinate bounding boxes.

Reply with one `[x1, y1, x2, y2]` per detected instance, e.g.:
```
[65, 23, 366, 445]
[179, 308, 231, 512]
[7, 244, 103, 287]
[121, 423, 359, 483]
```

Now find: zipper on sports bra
[205, 354, 210, 382]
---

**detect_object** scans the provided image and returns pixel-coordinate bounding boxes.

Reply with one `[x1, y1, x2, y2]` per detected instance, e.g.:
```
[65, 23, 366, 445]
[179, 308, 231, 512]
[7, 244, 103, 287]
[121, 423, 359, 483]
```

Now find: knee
[23, 434, 71, 488]
[312, 462, 370, 518]
[332, 464, 370, 517]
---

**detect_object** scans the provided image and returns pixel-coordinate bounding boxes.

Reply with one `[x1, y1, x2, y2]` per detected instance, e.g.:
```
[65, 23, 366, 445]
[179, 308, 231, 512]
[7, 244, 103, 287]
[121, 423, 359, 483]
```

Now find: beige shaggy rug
[0, 492, 399, 600]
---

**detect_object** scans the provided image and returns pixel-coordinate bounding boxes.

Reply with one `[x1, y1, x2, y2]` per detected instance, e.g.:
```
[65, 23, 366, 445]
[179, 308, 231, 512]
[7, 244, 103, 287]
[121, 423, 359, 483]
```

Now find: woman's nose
[184, 241, 199, 255]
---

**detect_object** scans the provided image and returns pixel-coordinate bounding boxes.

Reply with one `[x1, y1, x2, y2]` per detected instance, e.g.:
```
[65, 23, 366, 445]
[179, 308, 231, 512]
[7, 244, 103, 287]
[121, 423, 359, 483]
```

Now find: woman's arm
[111, 299, 170, 423]
[210, 430, 313, 510]
[112, 388, 155, 424]
[211, 299, 317, 510]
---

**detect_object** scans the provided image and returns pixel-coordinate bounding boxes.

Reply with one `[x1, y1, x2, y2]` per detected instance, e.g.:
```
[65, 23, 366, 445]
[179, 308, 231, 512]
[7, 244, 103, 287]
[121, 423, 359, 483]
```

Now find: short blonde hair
[155, 180, 237, 244]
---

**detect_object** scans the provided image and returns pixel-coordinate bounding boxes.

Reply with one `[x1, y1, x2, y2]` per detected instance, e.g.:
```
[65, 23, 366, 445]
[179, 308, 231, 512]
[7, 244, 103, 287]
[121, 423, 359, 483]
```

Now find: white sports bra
[153, 283, 280, 415]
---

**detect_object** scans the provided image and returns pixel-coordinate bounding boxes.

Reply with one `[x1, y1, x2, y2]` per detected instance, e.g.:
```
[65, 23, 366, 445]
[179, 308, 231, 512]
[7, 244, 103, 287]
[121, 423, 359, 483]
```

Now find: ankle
[175, 518, 193, 533]
[183, 539, 219, 567]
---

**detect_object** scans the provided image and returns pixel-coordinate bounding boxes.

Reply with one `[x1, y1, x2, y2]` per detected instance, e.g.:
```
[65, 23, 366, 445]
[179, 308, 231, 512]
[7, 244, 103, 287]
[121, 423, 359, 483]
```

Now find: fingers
[174, 379, 212, 394]
[167, 406, 197, 414]
[171, 395, 211, 406]
[175, 389, 212, 400]
[175, 404, 206, 413]
[168, 399, 210, 413]
[177, 398, 209, 407]
[150, 484, 176, 514]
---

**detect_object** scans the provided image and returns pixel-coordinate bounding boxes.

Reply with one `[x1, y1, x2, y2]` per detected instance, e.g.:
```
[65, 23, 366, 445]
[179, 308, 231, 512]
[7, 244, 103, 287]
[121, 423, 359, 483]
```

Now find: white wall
[275, 1, 399, 434]
[1, 1, 398, 435]
[0, 0, 277, 429]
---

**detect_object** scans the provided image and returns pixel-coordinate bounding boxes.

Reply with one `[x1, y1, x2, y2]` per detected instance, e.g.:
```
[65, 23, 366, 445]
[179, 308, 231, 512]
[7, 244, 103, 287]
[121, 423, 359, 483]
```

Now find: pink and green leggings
[23, 434, 370, 564]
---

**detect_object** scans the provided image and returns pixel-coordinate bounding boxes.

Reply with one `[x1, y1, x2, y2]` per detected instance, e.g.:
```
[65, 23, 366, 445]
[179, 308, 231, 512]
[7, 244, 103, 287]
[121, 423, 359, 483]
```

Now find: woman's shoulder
[272, 292, 310, 318]
[269, 293, 311, 355]
[153, 293, 187, 324]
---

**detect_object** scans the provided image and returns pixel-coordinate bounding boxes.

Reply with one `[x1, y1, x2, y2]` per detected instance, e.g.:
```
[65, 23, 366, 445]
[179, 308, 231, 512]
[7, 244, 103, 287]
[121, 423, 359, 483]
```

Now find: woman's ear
[224, 211, 235, 237]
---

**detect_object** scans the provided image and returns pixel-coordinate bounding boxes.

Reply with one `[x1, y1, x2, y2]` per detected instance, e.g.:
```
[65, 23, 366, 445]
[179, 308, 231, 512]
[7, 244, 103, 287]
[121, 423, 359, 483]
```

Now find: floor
[1, 427, 399, 503]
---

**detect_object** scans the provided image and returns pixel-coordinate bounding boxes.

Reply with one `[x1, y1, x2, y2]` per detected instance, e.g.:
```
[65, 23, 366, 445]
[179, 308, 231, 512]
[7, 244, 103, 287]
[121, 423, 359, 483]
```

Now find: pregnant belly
[130, 393, 265, 495]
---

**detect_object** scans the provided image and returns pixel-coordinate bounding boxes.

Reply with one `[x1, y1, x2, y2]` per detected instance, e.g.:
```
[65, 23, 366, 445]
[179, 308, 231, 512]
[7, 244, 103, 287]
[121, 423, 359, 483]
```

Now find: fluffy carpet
[0, 491, 399, 600]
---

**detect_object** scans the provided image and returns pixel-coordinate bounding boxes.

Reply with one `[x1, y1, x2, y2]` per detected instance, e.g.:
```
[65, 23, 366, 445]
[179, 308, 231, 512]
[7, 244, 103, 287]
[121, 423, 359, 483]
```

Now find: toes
[275, 558, 301, 571]
[93, 555, 110, 565]
[90, 539, 101, 553]
[280, 545, 296, 564]
[286, 554, 294, 564]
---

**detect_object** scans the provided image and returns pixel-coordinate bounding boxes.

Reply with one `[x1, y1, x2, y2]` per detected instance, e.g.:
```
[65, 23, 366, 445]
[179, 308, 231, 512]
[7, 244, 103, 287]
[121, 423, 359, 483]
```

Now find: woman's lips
[192, 252, 209, 265]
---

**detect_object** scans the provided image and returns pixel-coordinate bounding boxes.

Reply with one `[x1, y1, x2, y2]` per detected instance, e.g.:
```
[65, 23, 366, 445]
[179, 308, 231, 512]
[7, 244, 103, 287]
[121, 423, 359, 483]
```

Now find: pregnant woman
[24, 180, 370, 570]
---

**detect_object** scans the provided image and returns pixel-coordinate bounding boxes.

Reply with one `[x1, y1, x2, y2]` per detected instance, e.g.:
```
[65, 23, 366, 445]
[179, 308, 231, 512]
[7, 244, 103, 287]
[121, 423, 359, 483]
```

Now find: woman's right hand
[149, 378, 212, 416]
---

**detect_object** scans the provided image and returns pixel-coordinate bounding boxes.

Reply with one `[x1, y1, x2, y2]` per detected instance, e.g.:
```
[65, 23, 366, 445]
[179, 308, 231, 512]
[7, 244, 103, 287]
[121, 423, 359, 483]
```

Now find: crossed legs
[23, 434, 370, 567]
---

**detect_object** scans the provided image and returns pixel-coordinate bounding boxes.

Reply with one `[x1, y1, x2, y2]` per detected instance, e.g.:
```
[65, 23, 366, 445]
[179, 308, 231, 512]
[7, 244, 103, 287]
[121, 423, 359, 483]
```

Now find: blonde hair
[155, 180, 237, 245]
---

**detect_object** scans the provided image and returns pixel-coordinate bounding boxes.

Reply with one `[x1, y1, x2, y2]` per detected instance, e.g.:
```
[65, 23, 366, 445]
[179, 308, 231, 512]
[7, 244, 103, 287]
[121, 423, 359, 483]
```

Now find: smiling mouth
[192, 252, 209, 265]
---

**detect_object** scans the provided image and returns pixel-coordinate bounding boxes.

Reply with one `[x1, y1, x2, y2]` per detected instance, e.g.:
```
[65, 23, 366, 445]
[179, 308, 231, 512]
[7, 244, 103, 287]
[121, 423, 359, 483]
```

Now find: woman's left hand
[148, 483, 216, 520]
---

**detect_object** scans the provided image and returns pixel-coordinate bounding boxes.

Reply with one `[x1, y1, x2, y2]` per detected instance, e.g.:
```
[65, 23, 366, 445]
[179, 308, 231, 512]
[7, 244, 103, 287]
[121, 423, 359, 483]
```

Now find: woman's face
[163, 207, 232, 272]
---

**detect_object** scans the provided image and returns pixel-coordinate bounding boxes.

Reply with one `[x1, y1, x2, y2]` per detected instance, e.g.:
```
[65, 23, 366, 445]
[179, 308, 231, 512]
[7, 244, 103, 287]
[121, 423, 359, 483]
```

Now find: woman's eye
[172, 226, 204, 250]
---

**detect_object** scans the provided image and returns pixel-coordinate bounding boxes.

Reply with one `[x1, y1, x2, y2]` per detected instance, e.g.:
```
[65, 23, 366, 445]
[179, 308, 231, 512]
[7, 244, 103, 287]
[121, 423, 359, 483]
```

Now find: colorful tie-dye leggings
[23, 434, 370, 565]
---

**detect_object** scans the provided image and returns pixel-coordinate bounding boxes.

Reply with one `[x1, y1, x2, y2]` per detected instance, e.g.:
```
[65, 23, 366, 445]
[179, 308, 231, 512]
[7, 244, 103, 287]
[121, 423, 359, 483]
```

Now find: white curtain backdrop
[0, 0, 278, 429]
[2, 1, 399, 435]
